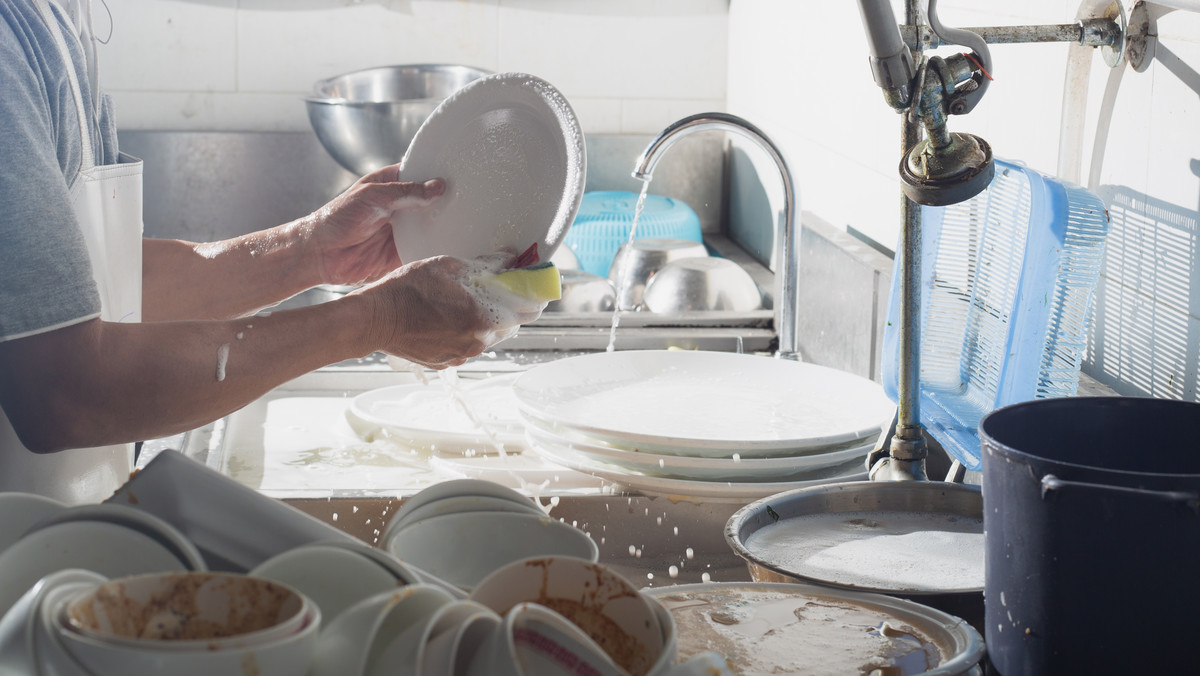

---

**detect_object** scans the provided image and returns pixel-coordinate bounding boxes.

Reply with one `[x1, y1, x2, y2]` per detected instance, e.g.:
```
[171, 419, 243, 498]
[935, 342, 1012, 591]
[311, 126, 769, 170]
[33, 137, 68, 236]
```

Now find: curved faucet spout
[633, 113, 801, 359]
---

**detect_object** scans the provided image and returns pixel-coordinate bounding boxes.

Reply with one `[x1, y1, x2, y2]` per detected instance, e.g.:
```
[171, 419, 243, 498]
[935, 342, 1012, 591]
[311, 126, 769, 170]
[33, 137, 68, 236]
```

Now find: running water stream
[605, 179, 652, 352]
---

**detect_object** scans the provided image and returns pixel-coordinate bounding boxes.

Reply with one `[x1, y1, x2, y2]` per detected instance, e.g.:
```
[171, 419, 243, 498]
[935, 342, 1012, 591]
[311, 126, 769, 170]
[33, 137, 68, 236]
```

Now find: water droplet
[668, 565, 679, 578]
[701, 572, 711, 583]
[686, 547, 694, 560]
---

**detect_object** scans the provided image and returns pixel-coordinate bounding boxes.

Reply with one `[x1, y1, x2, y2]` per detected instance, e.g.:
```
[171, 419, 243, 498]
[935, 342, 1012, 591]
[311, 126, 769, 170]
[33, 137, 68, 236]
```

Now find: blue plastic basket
[882, 159, 1110, 470]
[564, 191, 702, 277]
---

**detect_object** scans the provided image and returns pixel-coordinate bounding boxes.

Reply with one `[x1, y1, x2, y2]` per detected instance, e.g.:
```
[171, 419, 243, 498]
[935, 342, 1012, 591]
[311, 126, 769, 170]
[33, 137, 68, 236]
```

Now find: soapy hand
[357, 255, 491, 369]
[302, 165, 446, 287]
[356, 253, 555, 369]
[463, 255, 557, 349]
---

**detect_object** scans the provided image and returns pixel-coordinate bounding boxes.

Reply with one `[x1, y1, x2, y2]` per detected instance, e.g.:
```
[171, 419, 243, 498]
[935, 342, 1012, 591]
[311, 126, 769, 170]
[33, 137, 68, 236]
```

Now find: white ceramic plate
[523, 423, 872, 482]
[351, 376, 525, 454]
[530, 442, 868, 502]
[33, 504, 206, 573]
[513, 351, 895, 457]
[393, 72, 585, 264]
[0, 522, 190, 617]
[0, 493, 66, 556]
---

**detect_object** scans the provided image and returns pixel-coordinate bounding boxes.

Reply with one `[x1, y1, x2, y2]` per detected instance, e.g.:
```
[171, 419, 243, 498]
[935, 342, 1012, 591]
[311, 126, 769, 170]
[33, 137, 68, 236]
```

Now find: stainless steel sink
[153, 363, 756, 590]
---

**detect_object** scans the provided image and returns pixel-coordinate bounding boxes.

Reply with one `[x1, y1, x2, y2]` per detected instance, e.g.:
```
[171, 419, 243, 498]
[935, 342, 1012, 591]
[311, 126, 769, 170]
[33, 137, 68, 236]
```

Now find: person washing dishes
[0, 0, 546, 504]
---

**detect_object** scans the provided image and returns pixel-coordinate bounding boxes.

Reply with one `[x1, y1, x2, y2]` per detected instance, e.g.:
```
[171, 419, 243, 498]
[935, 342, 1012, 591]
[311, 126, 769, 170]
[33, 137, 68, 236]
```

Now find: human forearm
[141, 175, 445, 323]
[0, 296, 372, 452]
[2, 253, 521, 453]
[142, 227, 319, 322]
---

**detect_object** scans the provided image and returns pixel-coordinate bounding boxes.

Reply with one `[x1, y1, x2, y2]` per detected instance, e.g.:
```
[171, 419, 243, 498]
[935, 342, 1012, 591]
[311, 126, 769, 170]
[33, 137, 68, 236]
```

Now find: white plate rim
[512, 350, 894, 454]
[523, 423, 872, 482]
[394, 71, 585, 264]
[350, 381, 525, 451]
[530, 441, 868, 501]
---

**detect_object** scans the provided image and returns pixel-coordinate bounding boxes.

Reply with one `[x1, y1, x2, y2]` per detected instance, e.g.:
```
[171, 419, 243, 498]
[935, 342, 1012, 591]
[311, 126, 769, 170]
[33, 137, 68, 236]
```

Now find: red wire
[963, 52, 994, 81]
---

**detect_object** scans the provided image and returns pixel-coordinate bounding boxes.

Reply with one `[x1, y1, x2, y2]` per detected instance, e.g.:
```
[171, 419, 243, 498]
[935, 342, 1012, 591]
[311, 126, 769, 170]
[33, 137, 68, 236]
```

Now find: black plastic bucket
[980, 397, 1200, 674]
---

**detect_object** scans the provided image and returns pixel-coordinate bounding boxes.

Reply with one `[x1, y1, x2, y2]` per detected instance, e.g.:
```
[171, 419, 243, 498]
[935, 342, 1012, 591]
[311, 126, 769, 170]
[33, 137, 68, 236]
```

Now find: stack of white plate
[513, 351, 895, 500]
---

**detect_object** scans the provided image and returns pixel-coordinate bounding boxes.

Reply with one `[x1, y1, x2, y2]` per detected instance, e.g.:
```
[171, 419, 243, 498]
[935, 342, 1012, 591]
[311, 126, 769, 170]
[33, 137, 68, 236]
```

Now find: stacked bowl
[379, 480, 599, 591]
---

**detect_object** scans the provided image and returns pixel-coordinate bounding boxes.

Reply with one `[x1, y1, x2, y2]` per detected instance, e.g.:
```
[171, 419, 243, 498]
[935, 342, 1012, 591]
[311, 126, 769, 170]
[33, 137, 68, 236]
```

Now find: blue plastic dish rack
[564, 191, 702, 277]
[881, 158, 1110, 470]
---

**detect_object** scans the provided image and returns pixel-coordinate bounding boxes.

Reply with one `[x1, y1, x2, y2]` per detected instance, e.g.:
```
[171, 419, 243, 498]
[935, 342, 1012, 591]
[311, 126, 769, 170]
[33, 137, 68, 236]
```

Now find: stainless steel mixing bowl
[305, 64, 491, 176]
[607, 238, 708, 310]
[642, 256, 762, 313]
[547, 270, 616, 313]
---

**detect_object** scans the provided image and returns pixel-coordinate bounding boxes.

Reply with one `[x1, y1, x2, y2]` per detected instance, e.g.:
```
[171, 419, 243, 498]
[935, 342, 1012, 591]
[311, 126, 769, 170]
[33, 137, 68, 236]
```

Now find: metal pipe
[633, 113, 800, 360]
[899, 18, 1122, 47]
[872, 0, 929, 482]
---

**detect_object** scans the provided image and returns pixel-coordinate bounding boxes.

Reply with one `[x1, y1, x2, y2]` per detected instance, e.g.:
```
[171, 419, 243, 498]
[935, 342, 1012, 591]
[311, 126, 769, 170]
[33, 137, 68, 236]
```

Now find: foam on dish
[743, 511, 984, 592]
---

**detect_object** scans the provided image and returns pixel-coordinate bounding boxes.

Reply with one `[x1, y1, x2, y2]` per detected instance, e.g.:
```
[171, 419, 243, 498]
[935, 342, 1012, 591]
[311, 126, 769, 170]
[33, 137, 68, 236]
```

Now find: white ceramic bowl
[368, 599, 496, 676]
[386, 512, 599, 591]
[33, 576, 107, 676]
[251, 544, 409, 625]
[308, 584, 455, 676]
[0, 569, 105, 676]
[0, 493, 67, 556]
[471, 556, 666, 676]
[382, 478, 540, 545]
[55, 574, 319, 676]
[63, 572, 312, 650]
[418, 601, 500, 676]
[470, 601, 625, 676]
[387, 494, 545, 536]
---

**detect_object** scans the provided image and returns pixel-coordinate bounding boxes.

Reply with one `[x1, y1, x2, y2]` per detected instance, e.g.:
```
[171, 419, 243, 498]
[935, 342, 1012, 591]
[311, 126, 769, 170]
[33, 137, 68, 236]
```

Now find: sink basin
[157, 363, 758, 589]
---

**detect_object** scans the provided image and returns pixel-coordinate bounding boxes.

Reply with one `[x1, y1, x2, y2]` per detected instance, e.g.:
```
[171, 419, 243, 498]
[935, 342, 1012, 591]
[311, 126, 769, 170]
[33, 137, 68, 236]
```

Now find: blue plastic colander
[881, 158, 1110, 470]
[564, 191, 702, 277]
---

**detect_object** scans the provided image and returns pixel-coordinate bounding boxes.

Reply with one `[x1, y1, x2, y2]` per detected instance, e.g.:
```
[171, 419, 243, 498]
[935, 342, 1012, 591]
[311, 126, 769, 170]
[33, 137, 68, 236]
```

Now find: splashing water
[432, 369, 562, 515]
[437, 369, 509, 458]
[606, 179, 652, 352]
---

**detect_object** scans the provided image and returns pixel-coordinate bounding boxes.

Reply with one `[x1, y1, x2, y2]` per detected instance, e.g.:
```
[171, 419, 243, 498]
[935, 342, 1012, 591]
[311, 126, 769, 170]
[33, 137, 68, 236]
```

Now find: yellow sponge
[481, 262, 562, 301]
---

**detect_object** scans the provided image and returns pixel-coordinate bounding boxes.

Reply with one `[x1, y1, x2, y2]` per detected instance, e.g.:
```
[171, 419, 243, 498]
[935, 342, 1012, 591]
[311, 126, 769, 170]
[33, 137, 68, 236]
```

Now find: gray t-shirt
[0, 0, 120, 342]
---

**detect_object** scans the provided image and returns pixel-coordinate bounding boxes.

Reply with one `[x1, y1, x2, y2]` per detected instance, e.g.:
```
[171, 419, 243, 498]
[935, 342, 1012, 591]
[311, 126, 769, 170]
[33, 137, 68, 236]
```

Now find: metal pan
[724, 480, 984, 633]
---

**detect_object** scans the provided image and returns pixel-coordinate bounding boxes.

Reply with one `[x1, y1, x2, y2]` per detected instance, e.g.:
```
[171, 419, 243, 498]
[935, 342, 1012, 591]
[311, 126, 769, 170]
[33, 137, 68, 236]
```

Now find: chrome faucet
[633, 113, 800, 359]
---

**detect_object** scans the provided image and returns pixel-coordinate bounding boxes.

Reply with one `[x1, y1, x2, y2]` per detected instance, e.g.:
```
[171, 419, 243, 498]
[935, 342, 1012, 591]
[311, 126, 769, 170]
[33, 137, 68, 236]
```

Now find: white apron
[0, 0, 143, 504]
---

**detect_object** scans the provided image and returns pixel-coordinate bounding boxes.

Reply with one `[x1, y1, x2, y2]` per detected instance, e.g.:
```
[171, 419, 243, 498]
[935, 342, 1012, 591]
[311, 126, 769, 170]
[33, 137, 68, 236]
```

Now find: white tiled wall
[727, 0, 1200, 401]
[95, 0, 728, 134]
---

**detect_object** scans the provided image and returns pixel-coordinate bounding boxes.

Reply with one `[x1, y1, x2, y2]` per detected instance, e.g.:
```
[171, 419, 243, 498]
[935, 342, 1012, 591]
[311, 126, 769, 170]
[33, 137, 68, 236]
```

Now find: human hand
[356, 255, 490, 369]
[301, 165, 445, 287]
[355, 254, 549, 369]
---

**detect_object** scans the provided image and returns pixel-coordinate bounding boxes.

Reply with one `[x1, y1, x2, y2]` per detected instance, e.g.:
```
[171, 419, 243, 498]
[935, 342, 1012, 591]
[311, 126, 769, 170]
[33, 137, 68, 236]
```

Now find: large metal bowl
[607, 238, 708, 310]
[305, 64, 491, 176]
[725, 480, 985, 634]
[642, 256, 762, 313]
